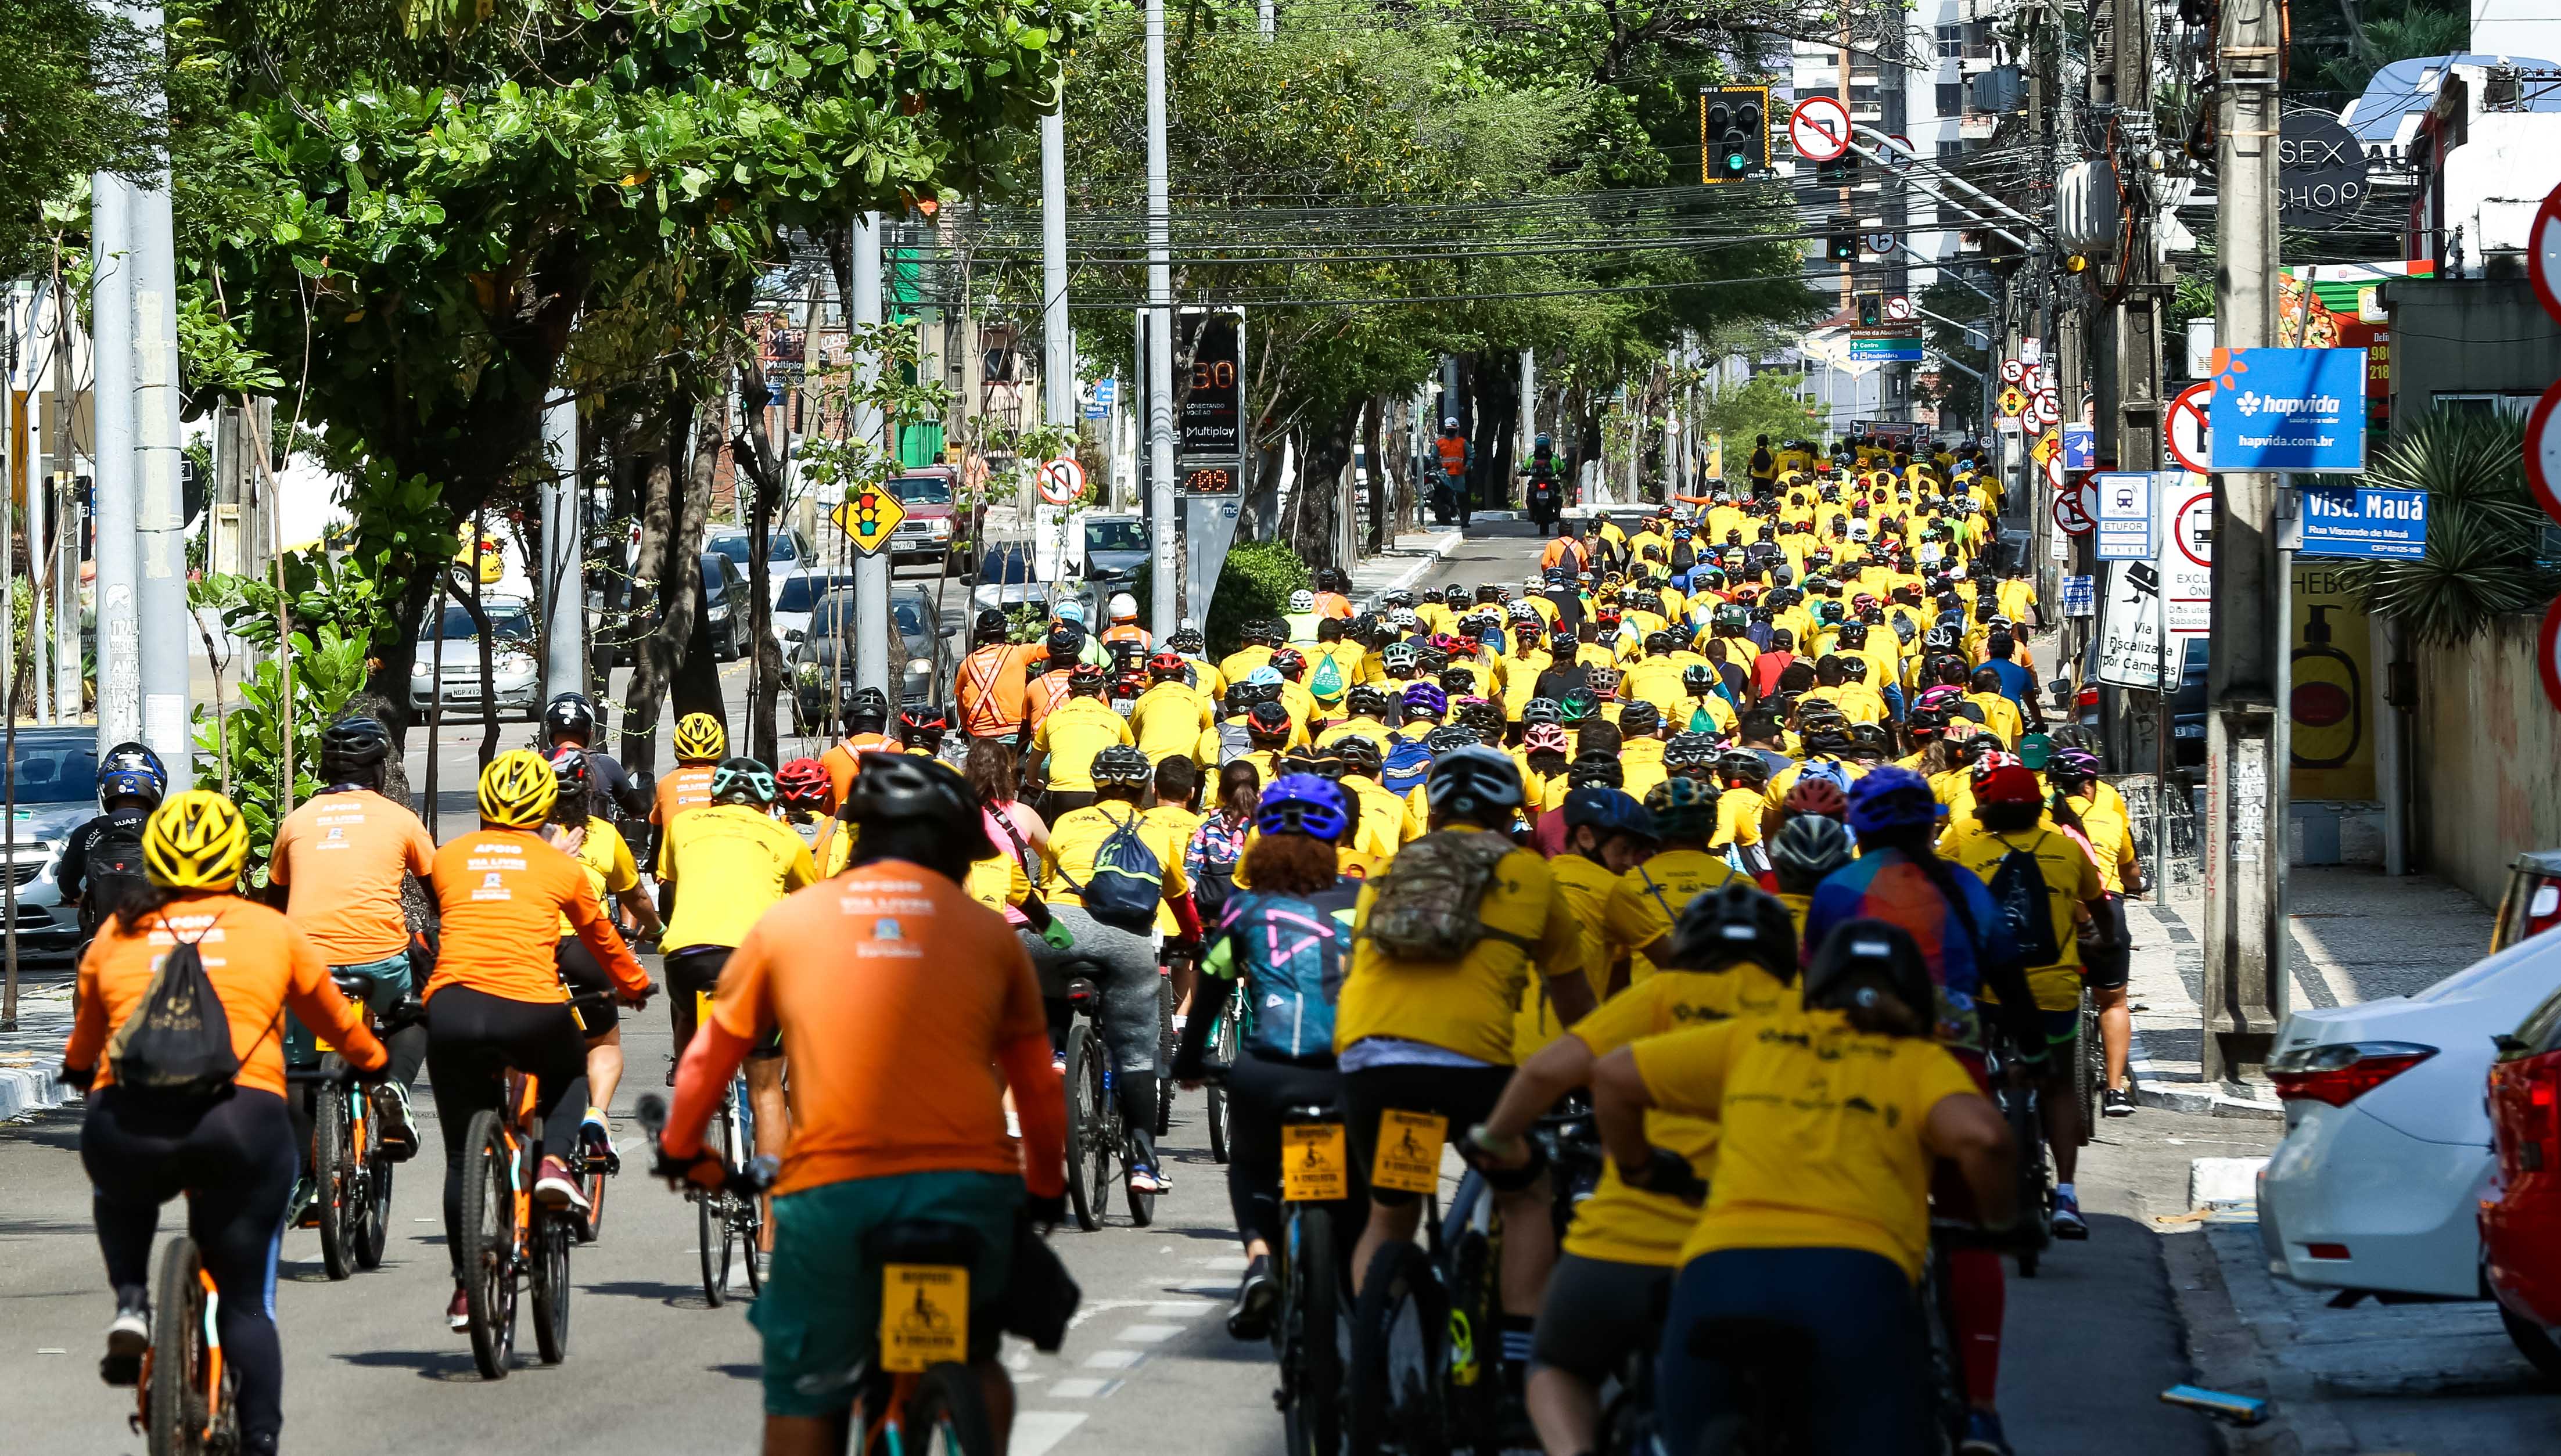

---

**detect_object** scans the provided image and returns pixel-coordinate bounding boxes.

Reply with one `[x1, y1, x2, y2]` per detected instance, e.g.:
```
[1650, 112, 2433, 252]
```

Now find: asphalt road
[3, 521, 2224, 1456]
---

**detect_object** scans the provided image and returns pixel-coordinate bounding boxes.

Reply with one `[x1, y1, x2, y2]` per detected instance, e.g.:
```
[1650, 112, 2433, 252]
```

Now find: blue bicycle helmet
[1561, 786, 1655, 842]
[1844, 764, 1938, 837]
[99, 740, 167, 808]
[1256, 774, 1350, 843]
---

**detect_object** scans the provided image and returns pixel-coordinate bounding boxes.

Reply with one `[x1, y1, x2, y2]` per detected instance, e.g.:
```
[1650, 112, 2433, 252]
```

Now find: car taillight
[2077, 686, 2099, 709]
[2268, 1041, 2437, 1108]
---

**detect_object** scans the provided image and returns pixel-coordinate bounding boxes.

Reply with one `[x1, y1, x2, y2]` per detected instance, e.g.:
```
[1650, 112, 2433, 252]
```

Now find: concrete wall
[2411, 611, 2561, 908]
[2382, 280, 2561, 423]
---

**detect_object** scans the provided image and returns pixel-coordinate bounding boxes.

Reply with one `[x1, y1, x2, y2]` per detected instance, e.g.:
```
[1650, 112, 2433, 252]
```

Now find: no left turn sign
[1789, 96, 1852, 162]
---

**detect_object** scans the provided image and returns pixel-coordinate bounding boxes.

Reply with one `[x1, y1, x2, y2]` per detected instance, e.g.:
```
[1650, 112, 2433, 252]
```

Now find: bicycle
[1204, 997, 1242, 1165]
[1980, 1031, 2054, 1279]
[292, 975, 410, 1281]
[1269, 1101, 1355, 1456]
[692, 990, 766, 1307]
[635, 1095, 997, 1456]
[1061, 974, 1154, 1231]
[2073, 986, 2102, 1148]
[132, 1236, 234, 1456]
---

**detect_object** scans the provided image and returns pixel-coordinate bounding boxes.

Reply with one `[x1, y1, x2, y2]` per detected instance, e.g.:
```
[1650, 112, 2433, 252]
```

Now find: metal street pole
[1144, 0, 1178, 640]
[91, 173, 141, 757]
[540, 392, 584, 704]
[851, 211, 890, 698]
[2202, 0, 2288, 1087]
[134, 182, 190, 786]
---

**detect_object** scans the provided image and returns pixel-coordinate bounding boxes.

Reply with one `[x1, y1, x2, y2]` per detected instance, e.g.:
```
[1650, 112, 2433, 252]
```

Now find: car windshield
[10, 740, 97, 804]
[889, 476, 954, 506]
[805, 595, 931, 642]
[776, 574, 858, 612]
[980, 548, 1037, 585]
[1086, 520, 1148, 552]
[425, 602, 534, 643]
[707, 532, 798, 563]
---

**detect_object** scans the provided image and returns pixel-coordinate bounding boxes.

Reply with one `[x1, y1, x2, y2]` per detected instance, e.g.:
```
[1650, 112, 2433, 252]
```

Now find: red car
[2480, 980, 2561, 1382]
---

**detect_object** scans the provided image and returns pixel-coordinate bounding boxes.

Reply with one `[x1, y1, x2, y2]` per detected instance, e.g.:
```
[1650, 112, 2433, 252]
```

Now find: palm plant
[2337, 409, 2558, 645]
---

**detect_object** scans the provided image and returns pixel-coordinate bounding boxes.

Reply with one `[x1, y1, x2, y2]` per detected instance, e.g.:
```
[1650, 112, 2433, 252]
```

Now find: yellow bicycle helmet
[142, 790, 250, 891]
[477, 749, 559, 828]
[671, 712, 727, 763]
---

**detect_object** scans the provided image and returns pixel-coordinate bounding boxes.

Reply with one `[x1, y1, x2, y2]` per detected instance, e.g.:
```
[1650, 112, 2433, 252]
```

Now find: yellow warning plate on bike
[1371, 1109, 1446, 1194]
[881, 1263, 969, 1373]
[1282, 1123, 1348, 1202]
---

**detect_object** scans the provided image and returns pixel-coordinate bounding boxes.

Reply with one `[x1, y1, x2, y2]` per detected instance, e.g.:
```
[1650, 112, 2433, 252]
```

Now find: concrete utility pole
[1042, 103, 1073, 450]
[133, 193, 189, 785]
[1144, 0, 1178, 639]
[2202, 0, 2289, 1085]
[90, 174, 141, 758]
[1518, 350, 1535, 466]
[46, 281, 77, 724]
[540, 393, 583, 705]
[850, 212, 890, 698]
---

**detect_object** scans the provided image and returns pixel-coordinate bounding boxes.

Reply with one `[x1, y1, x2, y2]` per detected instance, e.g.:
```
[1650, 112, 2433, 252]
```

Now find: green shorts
[750, 1170, 1023, 1418]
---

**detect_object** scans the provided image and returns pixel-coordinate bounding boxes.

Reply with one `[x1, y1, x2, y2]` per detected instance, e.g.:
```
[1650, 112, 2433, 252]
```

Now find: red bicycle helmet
[776, 757, 832, 810]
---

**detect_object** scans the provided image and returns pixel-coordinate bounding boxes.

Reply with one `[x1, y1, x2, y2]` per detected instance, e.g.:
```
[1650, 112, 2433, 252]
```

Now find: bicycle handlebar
[633, 1092, 777, 1196]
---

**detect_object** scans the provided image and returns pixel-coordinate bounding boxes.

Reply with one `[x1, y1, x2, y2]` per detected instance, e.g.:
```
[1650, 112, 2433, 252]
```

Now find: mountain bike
[292, 977, 406, 1281]
[457, 1063, 580, 1378]
[1204, 1000, 1241, 1164]
[135, 1237, 233, 1456]
[1981, 1031, 2054, 1279]
[637, 1096, 994, 1456]
[1271, 1102, 1355, 1456]
[1061, 974, 1153, 1230]
[694, 1029, 765, 1307]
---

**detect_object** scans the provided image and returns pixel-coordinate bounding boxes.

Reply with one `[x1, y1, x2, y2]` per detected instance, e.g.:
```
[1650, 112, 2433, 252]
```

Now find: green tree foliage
[0, 0, 157, 272]
[2337, 409, 2560, 645]
[193, 620, 372, 882]
[1697, 373, 1820, 450]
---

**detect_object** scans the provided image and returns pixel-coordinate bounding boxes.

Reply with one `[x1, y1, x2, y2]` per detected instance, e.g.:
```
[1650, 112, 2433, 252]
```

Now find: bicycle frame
[132, 1268, 224, 1446]
[498, 1070, 540, 1266]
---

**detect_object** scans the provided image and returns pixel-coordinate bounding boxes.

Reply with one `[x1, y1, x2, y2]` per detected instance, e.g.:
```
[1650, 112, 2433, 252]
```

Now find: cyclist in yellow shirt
[1468, 883, 1798, 1456]
[2051, 747, 2143, 1117]
[543, 748, 662, 1155]
[1130, 652, 1216, 769]
[1030, 663, 1137, 818]
[1615, 703, 1669, 803]
[1592, 919, 2015, 1456]
[1601, 779, 1742, 991]
[1706, 749, 1770, 873]
[659, 758, 819, 1162]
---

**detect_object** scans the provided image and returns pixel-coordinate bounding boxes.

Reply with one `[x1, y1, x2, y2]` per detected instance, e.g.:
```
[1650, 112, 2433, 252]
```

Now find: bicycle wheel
[2076, 994, 2102, 1146]
[459, 1112, 520, 1379]
[2004, 1087, 2047, 1279]
[904, 1361, 1000, 1456]
[699, 1102, 737, 1307]
[314, 1078, 359, 1281]
[1442, 1223, 1504, 1456]
[1152, 972, 1176, 1139]
[1207, 1011, 1237, 1164]
[1922, 1249, 1970, 1456]
[356, 1148, 394, 1272]
[1280, 1206, 1342, 1456]
[146, 1238, 211, 1456]
[530, 1216, 572, 1365]
[1348, 1241, 1450, 1456]
[733, 1078, 763, 1294]
[1066, 1018, 1109, 1232]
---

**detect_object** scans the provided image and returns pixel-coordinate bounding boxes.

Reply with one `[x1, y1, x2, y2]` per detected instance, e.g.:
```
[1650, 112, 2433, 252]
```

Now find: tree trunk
[669, 396, 727, 729]
[732, 366, 789, 763]
[616, 388, 693, 775]
[1291, 401, 1362, 570]
[1362, 394, 1388, 555]
[1244, 436, 1287, 542]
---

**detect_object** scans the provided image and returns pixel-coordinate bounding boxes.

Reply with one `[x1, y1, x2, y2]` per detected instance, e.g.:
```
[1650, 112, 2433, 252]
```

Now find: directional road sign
[831, 483, 906, 556]
[1789, 96, 1851, 161]
[2167, 382, 2215, 473]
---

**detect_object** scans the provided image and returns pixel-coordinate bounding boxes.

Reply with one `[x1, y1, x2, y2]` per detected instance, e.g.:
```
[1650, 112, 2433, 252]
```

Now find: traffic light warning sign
[831, 484, 906, 556]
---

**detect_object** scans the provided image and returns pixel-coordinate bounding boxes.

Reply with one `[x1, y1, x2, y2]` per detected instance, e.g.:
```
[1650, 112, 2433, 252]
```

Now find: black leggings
[424, 986, 590, 1279]
[665, 945, 730, 1059]
[83, 1085, 297, 1453]
[1223, 1050, 1351, 1250]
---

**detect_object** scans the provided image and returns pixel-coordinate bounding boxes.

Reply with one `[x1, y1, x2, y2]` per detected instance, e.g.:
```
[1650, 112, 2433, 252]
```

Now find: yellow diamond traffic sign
[1998, 386, 2027, 418]
[2030, 429, 2060, 467]
[831, 484, 906, 557]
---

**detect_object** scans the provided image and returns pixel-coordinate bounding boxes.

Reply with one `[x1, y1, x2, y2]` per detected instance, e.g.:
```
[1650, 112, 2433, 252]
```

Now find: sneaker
[534, 1156, 591, 1211]
[373, 1083, 421, 1162]
[447, 1286, 472, 1334]
[1226, 1256, 1278, 1340]
[1960, 1408, 2014, 1456]
[2103, 1087, 2137, 1118]
[579, 1115, 618, 1173]
[1127, 1166, 1168, 1196]
[100, 1305, 149, 1386]
[2052, 1191, 2089, 1241]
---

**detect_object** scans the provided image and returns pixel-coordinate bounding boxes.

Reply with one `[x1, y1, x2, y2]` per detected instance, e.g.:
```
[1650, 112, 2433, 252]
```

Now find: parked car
[604, 552, 755, 664]
[2492, 849, 2561, 952]
[886, 468, 968, 573]
[2481, 977, 2561, 1379]
[411, 594, 542, 718]
[0, 729, 112, 964]
[1077, 513, 1150, 581]
[967, 544, 1096, 625]
[2259, 889, 2561, 1300]
[787, 584, 953, 731]
[774, 570, 860, 645]
[706, 526, 817, 598]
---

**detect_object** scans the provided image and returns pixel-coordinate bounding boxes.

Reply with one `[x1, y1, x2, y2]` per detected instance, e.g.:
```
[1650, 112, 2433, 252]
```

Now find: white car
[774, 569, 860, 645]
[2259, 927, 2561, 1298]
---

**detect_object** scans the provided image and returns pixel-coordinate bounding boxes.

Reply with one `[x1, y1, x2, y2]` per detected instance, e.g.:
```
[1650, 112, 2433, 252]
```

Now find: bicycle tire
[1152, 972, 1176, 1139]
[1442, 1223, 1504, 1456]
[1079, 1020, 1115, 1231]
[735, 1077, 764, 1294]
[1126, 1165, 1158, 1227]
[357, 1151, 394, 1272]
[699, 1102, 736, 1307]
[146, 1237, 210, 1456]
[1348, 1241, 1450, 1456]
[2076, 995, 2102, 1148]
[1064, 1016, 1101, 1231]
[2005, 1087, 2047, 1279]
[1280, 1206, 1342, 1456]
[530, 1216, 572, 1365]
[1208, 1011, 1238, 1164]
[314, 1077, 358, 1282]
[459, 1111, 519, 1379]
[1923, 1247, 1969, 1456]
[904, 1361, 1001, 1456]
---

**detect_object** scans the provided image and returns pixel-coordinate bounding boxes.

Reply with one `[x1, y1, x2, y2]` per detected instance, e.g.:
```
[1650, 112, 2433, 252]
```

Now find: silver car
[0, 729, 113, 964]
[411, 594, 541, 719]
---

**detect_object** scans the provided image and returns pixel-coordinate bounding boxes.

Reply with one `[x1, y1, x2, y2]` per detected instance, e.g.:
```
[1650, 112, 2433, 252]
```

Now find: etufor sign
[2208, 348, 2368, 473]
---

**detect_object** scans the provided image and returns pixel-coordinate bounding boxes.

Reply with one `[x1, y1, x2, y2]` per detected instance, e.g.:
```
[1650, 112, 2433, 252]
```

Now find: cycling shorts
[556, 937, 617, 1036]
[667, 945, 781, 1058]
[2031, 1008, 2081, 1052]
[1341, 1062, 1511, 1209]
[2080, 893, 2131, 990]
[1531, 1251, 1671, 1382]
[750, 1170, 1022, 1418]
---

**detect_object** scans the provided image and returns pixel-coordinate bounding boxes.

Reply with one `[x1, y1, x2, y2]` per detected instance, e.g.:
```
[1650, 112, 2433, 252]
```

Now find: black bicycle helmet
[319, 716, 393, 777]
[1521, 698, 1564, 727]
[1714, 746, 1769, 788]
[847, 686, 892, 724]
[1247, 700, 1294, 743]
[1568, 752, 1625, 789]
[841, 753, 992, 857]
[1662, 732, 1719, 770]
[541, 693, 597, 746]
[1458, 698, 1506, 740]
[1769, 813, 1855, 894]
[1346, 684, 1392, 717]
[1664, 880, 1801, 983]
[1801, 916, 1937, 1034]
[1423, 723, 1479, 754]
[1334, 735, 1384, 776]
[1617, 700, 1662, 736]
[1091, 745, 1153, 790]
[1424, 745, 1525, 824]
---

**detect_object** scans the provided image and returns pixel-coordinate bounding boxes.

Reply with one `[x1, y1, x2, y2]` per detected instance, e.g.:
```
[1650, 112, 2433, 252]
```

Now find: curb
[1352, 529, 1467, 614]
[0, 1063, 68, 1123]
[2128, 1026, 2287, 1120]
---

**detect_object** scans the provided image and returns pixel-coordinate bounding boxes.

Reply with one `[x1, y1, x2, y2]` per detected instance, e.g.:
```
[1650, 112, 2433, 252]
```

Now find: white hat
[1108, 592, 1138, 621]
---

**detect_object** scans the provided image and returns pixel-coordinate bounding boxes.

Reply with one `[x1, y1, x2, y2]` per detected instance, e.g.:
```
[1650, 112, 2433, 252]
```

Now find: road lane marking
[1117, 1324, 1183, 1343]
[1047, 1378, 1115, 1399]
[1081, 1349, 1144, 1369]
[1012, 1412, 1089, 1456]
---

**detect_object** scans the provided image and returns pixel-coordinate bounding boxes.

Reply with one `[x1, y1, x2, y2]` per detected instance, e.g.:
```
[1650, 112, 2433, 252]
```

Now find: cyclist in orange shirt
[955, 609, 1051, 744]
[651, 712, 728, 834]
[425, 752, 653, 1332]
[817, 688, 898, 808]
[657, 754, 1066, 1452]
[61, 791, 387, 1452]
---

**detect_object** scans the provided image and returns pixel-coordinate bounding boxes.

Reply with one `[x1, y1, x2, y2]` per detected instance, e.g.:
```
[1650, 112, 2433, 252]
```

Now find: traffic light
[1700, 84, 1770, 182]
[1816, 155, 1858, 185]
[1856, 292, 1883, 328]
[1825, 219, 1858, 261]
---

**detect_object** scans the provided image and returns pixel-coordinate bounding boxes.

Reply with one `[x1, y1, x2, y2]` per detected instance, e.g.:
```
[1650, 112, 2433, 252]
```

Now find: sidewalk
[1349, 524, 1466, 611]
[0, 973, 75, 1121]
[2121, 864, 2495, 1117]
